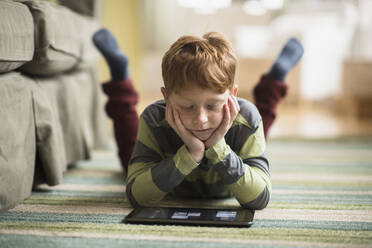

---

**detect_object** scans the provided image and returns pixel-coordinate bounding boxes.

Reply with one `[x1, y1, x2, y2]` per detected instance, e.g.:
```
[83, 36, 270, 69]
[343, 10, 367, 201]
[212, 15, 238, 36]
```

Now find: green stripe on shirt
[240, 121, 266, 159]
[136, 117, 163, 158]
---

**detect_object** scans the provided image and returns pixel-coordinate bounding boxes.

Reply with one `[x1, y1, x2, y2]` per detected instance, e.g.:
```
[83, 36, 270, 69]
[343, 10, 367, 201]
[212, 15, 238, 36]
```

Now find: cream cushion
[0, 0, 34, 73]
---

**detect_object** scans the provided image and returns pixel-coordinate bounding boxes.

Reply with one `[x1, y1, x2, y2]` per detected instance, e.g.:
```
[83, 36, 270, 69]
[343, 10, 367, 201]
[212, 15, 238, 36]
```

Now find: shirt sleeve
[205, 120, 271, 210]
[126, 116, 199, 207]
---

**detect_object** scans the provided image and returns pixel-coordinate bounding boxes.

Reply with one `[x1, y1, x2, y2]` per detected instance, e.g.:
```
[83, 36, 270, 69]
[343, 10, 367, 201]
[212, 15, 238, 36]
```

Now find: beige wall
[99, 0, 143, 91]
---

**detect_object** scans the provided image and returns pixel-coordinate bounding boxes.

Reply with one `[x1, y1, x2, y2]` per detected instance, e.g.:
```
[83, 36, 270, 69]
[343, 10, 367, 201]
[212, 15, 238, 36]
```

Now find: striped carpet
[1, 138, 372, 247]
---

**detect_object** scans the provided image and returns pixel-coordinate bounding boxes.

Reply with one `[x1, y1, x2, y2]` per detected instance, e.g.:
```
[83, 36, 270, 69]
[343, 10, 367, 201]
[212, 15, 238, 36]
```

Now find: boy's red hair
[162, 32, 237, 95]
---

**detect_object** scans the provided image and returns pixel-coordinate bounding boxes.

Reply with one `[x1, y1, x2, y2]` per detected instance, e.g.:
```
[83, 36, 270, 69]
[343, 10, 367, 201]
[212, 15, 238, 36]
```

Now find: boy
[93, 30, 303, 210]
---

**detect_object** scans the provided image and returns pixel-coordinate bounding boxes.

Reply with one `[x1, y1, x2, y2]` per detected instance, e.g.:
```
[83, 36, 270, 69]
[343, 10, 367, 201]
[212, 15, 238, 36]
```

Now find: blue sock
[267, 37, 304, 82]
[93, 28, 129, 81]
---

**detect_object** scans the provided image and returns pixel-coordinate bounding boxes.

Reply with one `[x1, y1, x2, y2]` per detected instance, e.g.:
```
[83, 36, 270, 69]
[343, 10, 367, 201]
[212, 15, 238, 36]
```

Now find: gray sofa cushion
[0, 73, 36, 210]
[0, 67, 110, 211]
[35, 66, 109, 164]
[31, 77, 67, 186]
[36, 71, 91, 165]
[58, 0, 100, 17]
[79, 18, 101, 64]
[0, 0, 34, 74]
[19, 0, 89, 76]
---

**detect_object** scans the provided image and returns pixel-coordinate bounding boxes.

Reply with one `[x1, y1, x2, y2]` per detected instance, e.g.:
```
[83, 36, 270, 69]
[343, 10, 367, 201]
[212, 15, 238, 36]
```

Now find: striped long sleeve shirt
[126, 98, 271, 210]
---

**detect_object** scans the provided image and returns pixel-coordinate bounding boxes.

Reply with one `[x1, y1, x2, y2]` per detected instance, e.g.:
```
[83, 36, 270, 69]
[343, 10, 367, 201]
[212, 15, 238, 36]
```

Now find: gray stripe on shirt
[242, 186, 270, 210]
[141, 101, 185, 157]
[141, 100, 166, 128]
[243, 155, 270, 175]
[225, 123, 256, 153]
[151, 158, 185, 192]
[172, 179, 232, 198]
[214, 152, 246, 185]
[129, 140, 163, 164]
[152, 126, 183, 156]
[237, 98, 261, 128]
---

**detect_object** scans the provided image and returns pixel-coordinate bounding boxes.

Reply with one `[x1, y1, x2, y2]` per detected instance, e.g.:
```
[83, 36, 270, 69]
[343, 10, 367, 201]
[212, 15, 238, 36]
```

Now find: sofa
[0, 0, 110, 211]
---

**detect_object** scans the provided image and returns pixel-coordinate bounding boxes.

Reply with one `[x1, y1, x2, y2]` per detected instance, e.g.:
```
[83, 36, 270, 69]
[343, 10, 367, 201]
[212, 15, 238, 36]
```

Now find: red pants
[253, 75, 288, 137]
[102, 75, 287, 172]
[102, 80, 139, 170]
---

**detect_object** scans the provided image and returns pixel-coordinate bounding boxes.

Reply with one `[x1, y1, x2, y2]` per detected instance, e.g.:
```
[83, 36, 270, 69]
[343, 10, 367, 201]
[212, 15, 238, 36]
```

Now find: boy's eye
[181, 105, 193, 111]
[206, 105, 216, 110]
[207, 104, 221, 111]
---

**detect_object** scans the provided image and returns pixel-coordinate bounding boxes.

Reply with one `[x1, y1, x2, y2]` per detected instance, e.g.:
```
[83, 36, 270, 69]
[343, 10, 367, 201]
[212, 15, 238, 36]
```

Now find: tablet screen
[124, 207, 254, 227]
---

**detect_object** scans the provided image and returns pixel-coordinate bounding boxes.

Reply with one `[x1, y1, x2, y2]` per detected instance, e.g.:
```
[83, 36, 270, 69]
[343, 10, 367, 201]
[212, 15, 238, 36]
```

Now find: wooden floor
[270, 106, 372, 138]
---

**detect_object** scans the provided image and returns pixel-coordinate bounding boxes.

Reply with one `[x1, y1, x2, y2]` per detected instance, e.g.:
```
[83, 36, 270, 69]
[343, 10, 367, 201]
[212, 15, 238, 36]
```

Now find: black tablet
[123, 207, 254, 227]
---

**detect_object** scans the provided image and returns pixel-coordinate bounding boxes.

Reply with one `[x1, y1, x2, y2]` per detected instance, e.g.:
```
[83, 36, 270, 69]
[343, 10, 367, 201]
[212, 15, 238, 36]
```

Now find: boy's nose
[194, 109, 208, 127]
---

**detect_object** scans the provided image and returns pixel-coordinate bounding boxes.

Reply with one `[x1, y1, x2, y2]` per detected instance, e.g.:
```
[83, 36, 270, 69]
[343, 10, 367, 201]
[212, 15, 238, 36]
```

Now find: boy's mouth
[192, 128, 212, 133]
[191, 128, 214, 140]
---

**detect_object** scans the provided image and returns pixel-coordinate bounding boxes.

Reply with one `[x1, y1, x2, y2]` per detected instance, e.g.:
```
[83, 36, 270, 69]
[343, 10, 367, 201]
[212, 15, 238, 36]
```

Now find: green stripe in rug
[30, 189, 372, 205]
[270, 163, 372, 174]
[22, 196, 128, 206]
[31, 190, 126, 198]
[21, 195, 372, 210]
[1, 212, 371, 231]
[61, 177, 124, 185]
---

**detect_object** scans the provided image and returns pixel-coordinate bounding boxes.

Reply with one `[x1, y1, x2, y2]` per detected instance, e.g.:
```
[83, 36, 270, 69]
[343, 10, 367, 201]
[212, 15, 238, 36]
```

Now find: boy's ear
[232, 84, 238, 96]
[161, 87, 168, 101]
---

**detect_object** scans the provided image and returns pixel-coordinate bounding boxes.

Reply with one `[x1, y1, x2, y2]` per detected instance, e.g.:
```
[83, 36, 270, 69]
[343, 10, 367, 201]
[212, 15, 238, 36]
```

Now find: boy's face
[162, 84, 238, 142]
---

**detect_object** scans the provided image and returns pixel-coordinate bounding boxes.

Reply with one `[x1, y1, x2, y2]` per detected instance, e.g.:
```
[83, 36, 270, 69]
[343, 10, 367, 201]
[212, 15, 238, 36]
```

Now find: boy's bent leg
[254, 76, 288, 138]
[93, 28, 129, 81]
[254, 37, 303, 138]
[93, 28, 139, 173]
[102, 79, 139, 173]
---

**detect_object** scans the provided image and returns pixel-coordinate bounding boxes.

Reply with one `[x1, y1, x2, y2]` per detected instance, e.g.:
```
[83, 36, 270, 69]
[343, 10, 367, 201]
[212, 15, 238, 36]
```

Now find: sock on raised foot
[267, 37, 304, 82]
[93, 28, 129, 81]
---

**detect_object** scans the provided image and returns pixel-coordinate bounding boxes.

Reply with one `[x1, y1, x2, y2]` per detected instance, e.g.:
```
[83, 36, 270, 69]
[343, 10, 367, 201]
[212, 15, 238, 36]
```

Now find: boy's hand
[166, 103, 205, 163]
[204, 95, 240, 149]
